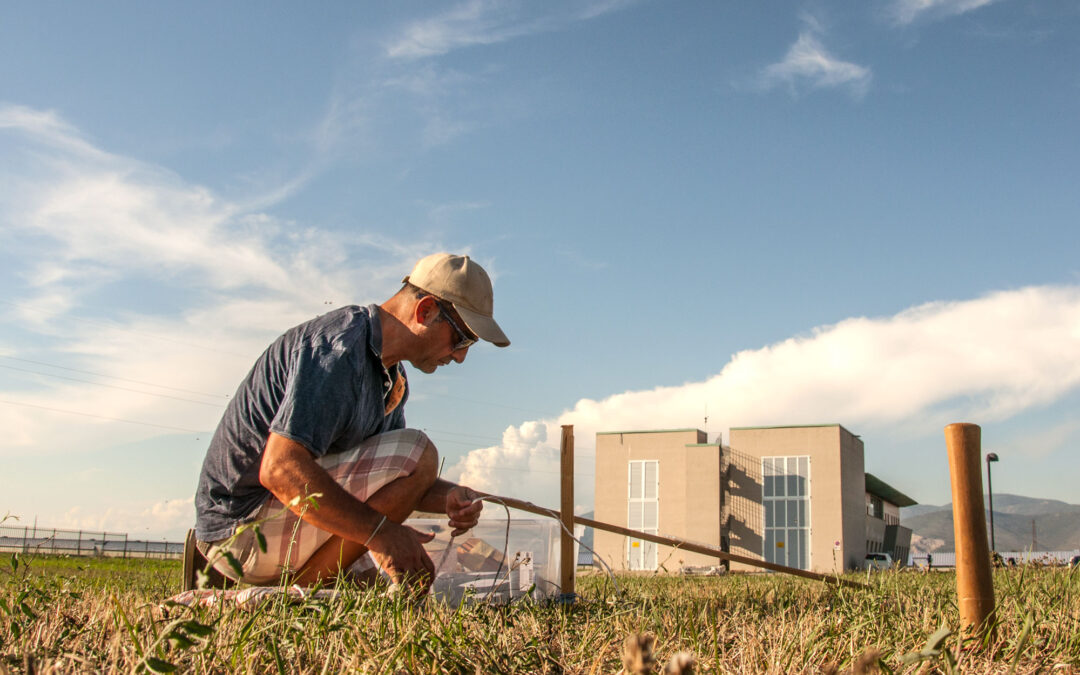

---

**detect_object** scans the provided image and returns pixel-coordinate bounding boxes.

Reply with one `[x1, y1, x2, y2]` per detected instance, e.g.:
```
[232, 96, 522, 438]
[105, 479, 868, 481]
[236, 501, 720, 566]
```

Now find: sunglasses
[434, 299, 478, 351]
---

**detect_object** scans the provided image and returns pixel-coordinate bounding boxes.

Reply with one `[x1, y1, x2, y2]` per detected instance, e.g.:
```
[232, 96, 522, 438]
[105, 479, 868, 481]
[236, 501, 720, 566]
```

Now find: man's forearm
[259, 433, 385, 544]
[417, 478, 463, 514]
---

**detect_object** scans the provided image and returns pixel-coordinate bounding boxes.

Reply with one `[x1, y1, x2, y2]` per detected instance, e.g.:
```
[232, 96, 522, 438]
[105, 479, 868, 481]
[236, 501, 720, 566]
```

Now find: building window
[866, 494, 883, 520]
[627, 460, 658, 571]
[762, 456, 811, 570]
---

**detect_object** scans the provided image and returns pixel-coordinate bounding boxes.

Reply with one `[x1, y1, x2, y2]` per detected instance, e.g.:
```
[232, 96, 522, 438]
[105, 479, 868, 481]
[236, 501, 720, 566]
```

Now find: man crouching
[189, 253, 509, 592]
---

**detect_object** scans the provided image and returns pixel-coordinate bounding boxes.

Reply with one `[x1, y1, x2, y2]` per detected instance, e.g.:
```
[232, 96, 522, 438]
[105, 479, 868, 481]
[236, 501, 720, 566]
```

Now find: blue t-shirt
[194, 304, 408, 541]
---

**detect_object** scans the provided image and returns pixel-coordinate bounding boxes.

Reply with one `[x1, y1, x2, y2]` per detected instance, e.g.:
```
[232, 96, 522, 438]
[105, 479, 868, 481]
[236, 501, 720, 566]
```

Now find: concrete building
[592, 424, 915, 574]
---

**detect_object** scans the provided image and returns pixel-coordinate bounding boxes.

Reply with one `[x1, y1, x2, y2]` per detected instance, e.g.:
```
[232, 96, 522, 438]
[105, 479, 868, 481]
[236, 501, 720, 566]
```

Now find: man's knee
[414, 434, 438, 484]
[394, 428, 438, 483]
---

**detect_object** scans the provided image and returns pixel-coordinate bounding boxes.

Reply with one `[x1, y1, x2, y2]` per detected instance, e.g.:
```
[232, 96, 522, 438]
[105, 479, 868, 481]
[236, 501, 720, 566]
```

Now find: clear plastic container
[407, 518, 563, 605]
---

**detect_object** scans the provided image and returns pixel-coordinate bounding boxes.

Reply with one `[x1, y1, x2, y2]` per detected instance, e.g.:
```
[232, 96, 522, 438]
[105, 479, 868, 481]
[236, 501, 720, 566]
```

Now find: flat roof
[731, 423, 859, 437]
[865, 473, 917, 507]
[730, 424, 842, 430]
[596, 428, 702, 436]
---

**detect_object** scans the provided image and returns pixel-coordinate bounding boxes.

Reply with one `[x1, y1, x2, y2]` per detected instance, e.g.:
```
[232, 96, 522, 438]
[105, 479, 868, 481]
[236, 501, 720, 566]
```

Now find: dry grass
[2, 555, 1078, 673]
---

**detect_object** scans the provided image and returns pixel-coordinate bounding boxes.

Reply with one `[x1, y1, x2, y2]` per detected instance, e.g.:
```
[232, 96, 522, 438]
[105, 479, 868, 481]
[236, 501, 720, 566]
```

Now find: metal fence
[0, 524, 184, 559]
[909, 549, 1080, 568]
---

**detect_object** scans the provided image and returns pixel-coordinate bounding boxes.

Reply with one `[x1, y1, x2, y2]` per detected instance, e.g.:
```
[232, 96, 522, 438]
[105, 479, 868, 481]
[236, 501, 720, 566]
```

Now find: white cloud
[58, 497, 195, 542]
[999, 418, 1080, 461]
[447, 285, 1080, 510]
[760, 29, 871, 98]
[0, 105, 436, 458]
[385, 0, 636, 60]
[451, 421, 560, 509]
[0, 105, 111, 162]
[427, 200, 491, 223]
[890, 0, 1001, 25]
[318, 1, 637, 160]
[387, 0, 515, 60]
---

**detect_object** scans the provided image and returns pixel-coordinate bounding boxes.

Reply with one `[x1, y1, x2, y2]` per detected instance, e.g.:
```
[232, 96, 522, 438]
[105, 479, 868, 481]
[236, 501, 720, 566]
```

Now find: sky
[1, 0, 1078, 543]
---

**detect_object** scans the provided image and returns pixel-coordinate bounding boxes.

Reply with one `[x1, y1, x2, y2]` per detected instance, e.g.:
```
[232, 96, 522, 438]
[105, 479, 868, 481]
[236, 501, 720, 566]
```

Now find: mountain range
[901, 494, 1080, 554]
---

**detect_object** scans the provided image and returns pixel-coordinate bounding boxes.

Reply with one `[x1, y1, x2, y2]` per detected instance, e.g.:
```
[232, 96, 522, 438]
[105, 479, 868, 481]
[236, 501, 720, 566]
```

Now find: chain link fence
[0, 524, 183, 559]
[909, 549, 1080, 568]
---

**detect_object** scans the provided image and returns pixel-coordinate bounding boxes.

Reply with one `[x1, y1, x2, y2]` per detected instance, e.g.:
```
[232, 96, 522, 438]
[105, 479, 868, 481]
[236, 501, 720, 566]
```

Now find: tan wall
[882, 501, 900, 525]
[884, 525, 912, 563]
[727, 425, 867, 574]
[593, 429, 722, 570]
[865, 517, 886, 552]
[838, 429, 867, 570]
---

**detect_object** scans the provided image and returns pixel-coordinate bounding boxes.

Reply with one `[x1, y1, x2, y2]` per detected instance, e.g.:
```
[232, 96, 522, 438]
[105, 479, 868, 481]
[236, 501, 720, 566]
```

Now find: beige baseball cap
[403, 253, 510, 348]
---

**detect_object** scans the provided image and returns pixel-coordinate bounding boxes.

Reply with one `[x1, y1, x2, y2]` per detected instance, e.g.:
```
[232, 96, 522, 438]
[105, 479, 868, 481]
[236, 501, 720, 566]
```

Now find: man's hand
[366, 521, 436, 592]
[446, 486, 483, 536]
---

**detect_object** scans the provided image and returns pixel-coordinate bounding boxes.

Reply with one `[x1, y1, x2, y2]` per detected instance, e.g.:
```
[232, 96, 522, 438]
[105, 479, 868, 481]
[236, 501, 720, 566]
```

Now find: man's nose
[451, 346, 469, 364]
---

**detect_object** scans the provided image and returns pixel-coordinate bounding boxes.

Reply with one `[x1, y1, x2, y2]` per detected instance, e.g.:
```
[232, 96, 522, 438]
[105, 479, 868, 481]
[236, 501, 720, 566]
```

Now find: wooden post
[560, 424, 575, 598]
[945, 423, 996, 637]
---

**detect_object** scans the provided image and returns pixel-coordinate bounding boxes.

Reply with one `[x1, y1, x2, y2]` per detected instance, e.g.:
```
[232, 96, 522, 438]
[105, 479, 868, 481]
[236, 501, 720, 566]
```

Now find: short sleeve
[270, 344, 357, 457]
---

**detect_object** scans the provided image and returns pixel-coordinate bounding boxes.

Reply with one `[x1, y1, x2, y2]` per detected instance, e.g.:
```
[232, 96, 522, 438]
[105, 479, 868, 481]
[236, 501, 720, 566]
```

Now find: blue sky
[2, 0, 1078, 541]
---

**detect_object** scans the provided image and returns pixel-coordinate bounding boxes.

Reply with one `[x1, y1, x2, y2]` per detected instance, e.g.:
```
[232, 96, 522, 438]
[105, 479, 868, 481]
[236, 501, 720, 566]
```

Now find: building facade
[592, 424, 915, 574]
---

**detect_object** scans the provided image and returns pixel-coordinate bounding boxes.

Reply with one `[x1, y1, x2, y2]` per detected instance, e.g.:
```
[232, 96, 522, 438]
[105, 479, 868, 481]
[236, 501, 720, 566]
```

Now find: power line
[422, 428, 506, 445]
[468, 465, 594, 477]
[0, 364, 227, 409]
[0, 298, 252, 358]
[0, 398, 594, 478]
[0, 398, 209, 434]
[423, 428, 595, 450]
[0, 397, 591, 475]
[0, 355, 229, 399]
[0, 300, 569, 416]
[0, 302, 599, 469]
[0, 302, 568, 420]
[423, 435, 596, 476]
[424, 430, 594, 454]
[426, 433, 595, 459]
[421, 391, 554, 416]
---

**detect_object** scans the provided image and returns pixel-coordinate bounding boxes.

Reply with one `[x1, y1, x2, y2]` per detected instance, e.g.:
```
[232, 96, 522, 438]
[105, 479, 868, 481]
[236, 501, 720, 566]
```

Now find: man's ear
[414, 295, 440, 326]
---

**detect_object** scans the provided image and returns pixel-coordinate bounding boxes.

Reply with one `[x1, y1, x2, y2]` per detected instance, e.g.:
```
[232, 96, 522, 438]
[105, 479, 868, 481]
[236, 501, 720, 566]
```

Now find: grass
[1, 553, 1078, 673]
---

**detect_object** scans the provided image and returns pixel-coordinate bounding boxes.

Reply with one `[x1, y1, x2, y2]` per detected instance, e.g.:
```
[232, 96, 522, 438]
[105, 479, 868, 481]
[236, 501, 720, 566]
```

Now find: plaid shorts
[200, 428, 429, 585]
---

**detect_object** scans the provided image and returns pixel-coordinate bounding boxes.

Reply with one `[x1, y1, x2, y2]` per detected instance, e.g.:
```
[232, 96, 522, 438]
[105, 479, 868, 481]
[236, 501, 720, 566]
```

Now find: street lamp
[986, 452, 999, 551]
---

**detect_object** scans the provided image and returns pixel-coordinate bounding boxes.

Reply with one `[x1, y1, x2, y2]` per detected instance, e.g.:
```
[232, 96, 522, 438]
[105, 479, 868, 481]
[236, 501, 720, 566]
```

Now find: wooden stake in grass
[560, 424, 576, 598]
[944, 422, 996, 638]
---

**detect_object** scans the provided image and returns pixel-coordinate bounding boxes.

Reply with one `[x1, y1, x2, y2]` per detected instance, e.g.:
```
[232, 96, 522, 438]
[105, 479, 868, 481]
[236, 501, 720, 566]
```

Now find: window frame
[627, 459, 659, 570]
[761, 455, 812, 570]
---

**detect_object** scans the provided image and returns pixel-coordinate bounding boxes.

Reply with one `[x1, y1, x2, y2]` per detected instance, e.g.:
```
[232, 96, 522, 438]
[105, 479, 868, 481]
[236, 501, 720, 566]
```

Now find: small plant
[198, 492, 322, 587]
[900, 624, 955, 672]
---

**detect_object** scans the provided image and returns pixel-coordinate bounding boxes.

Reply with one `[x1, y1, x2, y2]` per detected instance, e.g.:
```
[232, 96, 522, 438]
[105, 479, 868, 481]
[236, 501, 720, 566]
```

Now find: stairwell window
[763, 455, 811, 570]
[627, 460, 659, 570]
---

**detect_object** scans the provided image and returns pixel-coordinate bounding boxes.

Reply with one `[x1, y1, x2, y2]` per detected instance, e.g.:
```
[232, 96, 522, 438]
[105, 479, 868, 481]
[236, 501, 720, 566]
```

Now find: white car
[864, 553, 894, 571]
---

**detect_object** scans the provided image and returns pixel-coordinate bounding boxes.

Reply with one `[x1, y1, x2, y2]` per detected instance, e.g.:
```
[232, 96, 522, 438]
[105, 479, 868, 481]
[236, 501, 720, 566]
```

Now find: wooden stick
[945, 423, 996, 636]
[478, 492, 864, 589]
[560, 425, 576, 597]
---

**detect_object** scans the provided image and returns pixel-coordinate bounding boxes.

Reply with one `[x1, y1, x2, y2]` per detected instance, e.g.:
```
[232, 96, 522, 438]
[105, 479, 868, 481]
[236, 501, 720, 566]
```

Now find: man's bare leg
[287, 439, 439, 586]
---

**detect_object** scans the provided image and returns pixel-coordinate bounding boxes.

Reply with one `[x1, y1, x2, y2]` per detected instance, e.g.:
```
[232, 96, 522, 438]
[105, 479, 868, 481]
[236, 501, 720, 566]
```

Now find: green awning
[865, 473, 917, 507]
